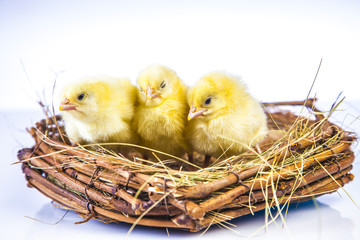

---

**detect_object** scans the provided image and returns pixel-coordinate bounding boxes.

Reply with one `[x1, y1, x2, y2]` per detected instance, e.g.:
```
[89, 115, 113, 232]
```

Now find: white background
[1, 0, 360, 239]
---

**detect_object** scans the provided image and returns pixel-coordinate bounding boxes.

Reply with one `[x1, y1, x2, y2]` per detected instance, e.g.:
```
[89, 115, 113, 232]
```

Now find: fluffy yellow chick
[186, 72, 267, 163]
[59, 76, 138, 150]
[133, 64, 189, 158]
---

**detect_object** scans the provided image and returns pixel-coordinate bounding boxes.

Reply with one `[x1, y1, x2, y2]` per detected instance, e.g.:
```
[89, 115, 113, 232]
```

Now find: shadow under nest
[18, 98, 356, 232]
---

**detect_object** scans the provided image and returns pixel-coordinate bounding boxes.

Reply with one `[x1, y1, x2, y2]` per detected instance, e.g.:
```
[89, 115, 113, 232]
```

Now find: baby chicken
[186, 72, 267, 165]
[133, 64, 189, 159]
[59, 76, 138, 151]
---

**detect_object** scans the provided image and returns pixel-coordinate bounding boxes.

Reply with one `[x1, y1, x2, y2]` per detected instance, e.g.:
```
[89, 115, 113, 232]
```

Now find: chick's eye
[77, 93, 85, 101]
[139, 87, 144, 93]
[160, 80, 166, 88]
[204, 97, 212, 105]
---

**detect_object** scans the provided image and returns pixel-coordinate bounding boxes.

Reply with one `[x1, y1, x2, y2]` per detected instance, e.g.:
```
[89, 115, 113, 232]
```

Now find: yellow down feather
[185, 71, 268, 158]
[133, 64, 189, 158]
[59, 76, 138, 150]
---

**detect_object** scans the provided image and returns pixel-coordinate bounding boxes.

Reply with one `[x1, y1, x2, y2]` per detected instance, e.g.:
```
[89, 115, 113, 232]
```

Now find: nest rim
[17, 98, 356, 232]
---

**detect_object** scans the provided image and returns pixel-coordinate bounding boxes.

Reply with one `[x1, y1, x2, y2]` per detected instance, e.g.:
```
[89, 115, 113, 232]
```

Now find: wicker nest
[18, 98, 356, 232]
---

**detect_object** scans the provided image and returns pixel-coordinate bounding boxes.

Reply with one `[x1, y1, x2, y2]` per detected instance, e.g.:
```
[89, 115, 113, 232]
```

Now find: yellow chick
[186, 72, 267, 164]
[59, 76, 138, 150]
[133, 64, 189, 158]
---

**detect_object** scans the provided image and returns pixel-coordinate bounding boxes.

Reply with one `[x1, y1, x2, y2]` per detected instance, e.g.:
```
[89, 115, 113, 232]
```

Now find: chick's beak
[59, 99, 77, 111]
[146, 86, 161, 100]
[188, 105, 206, 120]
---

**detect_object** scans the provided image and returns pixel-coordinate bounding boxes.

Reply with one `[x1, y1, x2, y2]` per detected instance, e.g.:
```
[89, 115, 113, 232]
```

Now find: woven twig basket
[18, 99, 356, 232]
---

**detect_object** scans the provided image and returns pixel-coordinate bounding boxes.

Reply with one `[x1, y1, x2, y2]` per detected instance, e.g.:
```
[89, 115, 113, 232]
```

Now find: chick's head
[137, 64, 185, 107]
[187, 72, 249, 121]
[59, 78, 111, 121]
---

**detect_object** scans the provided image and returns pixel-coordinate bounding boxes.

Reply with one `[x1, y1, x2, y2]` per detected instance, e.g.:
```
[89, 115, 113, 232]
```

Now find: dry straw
[17, 98, 356, 232]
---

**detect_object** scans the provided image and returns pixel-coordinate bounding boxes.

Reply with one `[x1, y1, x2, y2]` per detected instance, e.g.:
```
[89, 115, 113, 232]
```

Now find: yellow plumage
[133, 64, 189, 158]
[186, 71, 268, 159]
[59, 76, 138, 150]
